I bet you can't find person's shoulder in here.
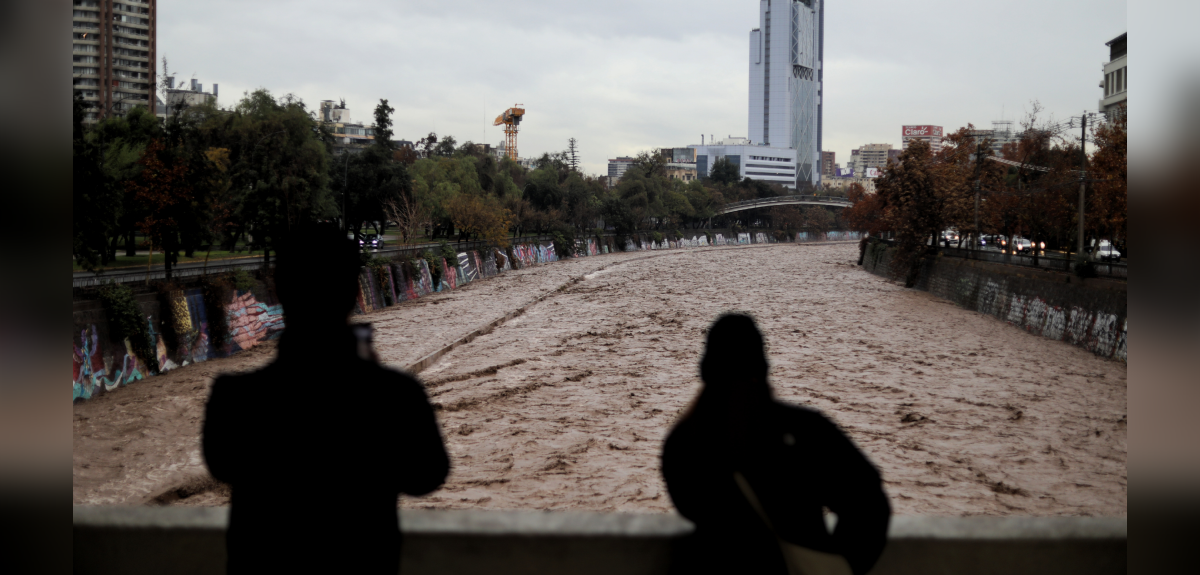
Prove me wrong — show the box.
[210,364,275,389]
[771,401,842,432]
[366,363,428,393]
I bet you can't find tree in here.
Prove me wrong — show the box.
[447,194,513,246]
[372,99,395,152]
[875,139,959,287]
[218,89,336,264]
[843,183,888,235]
[1089,109,1126,251]
[708,156,741,186]
[382,192,429,245]
[125,139,192,279]
[73,92,122,270]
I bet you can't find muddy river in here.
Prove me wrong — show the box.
[73,243,1126,515]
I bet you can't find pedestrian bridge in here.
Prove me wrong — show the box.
[718,194,853,215]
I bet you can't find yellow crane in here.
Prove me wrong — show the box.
[493,105,525,161]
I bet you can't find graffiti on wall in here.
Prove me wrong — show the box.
[72,325,147,401]
[227,291,284,353]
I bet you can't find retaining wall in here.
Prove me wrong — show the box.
[861,240,1127,361]
[72,234,858,403]
[72,507,1126,575]
[72,283,283,402]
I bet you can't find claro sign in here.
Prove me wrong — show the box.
[902,125,943,137]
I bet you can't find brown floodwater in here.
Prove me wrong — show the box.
[72,243,1126,516]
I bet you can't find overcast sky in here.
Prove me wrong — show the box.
[159,0,1125,177]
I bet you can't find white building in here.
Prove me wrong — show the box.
[690,139,797,188]
[1099,33,1126,121]
[748,0,824,189]
[159,77,217,118]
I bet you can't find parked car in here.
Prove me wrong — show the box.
[1093,244,1122,262]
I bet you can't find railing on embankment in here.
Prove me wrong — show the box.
[73,506,1126,575]
[869,239,1127,281]
[71,236,557,289]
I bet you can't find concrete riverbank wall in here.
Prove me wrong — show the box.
[72,232,842,403]
[860,240,1127,362]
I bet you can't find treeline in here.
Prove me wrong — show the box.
[843,107,1127,285]
[73,90,847,276]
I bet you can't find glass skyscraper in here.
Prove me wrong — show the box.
[748,1,823,189]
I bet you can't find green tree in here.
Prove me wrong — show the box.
[708,156,740,185]
[215,89,336,263]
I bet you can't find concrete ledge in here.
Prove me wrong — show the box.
[73,507,1125,575]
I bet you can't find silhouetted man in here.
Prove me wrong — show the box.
[662,314,890,575]
[203,223,449,573]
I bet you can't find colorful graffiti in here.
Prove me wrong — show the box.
[226,291,284,353]
[72,325,147,401]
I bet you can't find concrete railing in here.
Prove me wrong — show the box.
[73,507,1125,575]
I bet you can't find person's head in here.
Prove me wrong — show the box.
[699,313,771,397]
[274,223,362,329]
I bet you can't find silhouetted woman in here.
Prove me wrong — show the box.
[203,224,449,573]
[662,314,890,575]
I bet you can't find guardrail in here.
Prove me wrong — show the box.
[72,506,1126,575]
[938,246,1127,279]
[72,235,557,288]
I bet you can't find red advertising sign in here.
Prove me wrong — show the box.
[902,125,943,137]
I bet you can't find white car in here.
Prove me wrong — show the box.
[1093,244,1122,262]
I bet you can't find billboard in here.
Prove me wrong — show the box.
[836,168,853,177]
[903,125,944,138]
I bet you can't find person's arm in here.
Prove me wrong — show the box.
[814,414,892,575]
[201,376,239,485]
[395,378,449,496]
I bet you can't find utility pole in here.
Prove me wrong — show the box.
[1076,112,1088,261]
[972,139,985,251]
[343,151,351,233]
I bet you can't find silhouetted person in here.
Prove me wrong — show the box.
[203,223,449,574]
[662,314,890,575]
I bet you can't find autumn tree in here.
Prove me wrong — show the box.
[124,139,192,279]
[448,193,513,246]
[1089,108,1127,251]
[876,139,963,286]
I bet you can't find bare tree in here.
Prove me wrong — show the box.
[383,193,430,245]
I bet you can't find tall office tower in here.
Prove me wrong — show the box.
[72,0,157,124]
[748,0,823,190]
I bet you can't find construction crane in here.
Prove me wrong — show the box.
[493,105,525,161]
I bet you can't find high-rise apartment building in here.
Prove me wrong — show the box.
[856,144,892,170]
[748,0,823,189]
[73,1,157,123]
[820,151,835,177]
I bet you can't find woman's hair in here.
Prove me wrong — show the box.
[699,313,769,389]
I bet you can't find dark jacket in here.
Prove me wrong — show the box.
[662,400,890,575]
[202,328,449,574]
